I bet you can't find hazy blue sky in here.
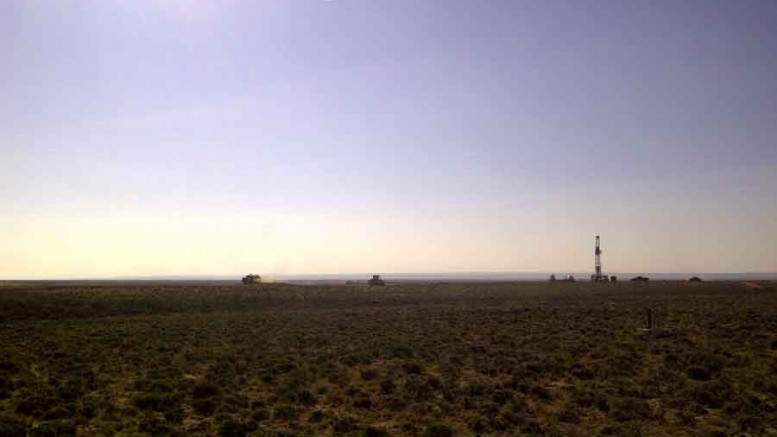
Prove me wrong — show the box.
[2,0,776,278]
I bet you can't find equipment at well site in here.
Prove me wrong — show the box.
[368,274,385,287]
[242,274,261,285]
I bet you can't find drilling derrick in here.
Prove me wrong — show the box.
[594,235,603,282]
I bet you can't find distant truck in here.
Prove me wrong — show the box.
[242,274,261,285]
[368,274,385,287]
[631,276,649,282]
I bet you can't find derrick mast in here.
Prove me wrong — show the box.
[594,235,603,282]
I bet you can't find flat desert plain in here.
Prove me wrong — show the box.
[1,280,776,436]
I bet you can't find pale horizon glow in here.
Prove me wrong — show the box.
[2,1,776,279]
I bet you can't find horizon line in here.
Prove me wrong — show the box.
[3,271,777,282]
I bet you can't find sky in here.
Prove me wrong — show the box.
[2,0,776,279]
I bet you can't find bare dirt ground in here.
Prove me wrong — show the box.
[1,280,776,436]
